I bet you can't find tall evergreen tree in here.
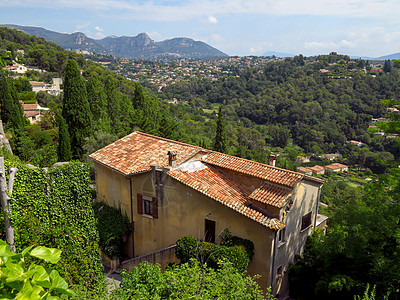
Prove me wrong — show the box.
[57,115,72,162]
[132,82,146,110]
[62,60,93,159]
[213,106,227,153]
[105,75,121,134]
[86,72,111,133]
[0,73,24,131]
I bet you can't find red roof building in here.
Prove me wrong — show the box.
[89,131,325,297]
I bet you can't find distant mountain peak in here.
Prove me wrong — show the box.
[1,24,228,60]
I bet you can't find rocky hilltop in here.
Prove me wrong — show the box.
[1,24,228,60]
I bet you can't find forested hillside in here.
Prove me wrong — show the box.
[157,54,400,172]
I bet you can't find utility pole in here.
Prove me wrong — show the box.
[0,157,18,252]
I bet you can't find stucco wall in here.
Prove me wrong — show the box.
[271,179,322,297]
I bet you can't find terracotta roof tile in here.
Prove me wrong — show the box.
[168,164,284,230]
[89,131,202,175]
[22,103,39,111]
[249,183,292,208]
[202,152,303,187]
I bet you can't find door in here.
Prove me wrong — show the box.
[204,219,216,243]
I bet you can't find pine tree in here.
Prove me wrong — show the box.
[213,106,227,153]
[57,115,72,162]
[0,73,24,131]
[62,60,93,159]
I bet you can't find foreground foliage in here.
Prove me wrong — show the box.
[114,259,275,300]
[0,239,73,299]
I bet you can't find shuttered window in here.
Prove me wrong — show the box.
[137,193,158,219]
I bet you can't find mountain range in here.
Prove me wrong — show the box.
[1,24,228,60]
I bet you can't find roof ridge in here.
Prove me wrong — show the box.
[134,131,205,150]
[205,151,305,176]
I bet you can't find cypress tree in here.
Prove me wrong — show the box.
[105,75,121,134]
[62,60,93,159]
[0,73,24,131]
[86,72,111,132]
[57,115,72,162]
[213,106,227,153]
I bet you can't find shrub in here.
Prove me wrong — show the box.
[93,201,130,258]
[219,228,255,261]
[176,236,250,273]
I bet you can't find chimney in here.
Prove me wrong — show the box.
[269,154,276,167]
[168,150,177,167]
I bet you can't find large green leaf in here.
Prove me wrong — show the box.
[30,247,62,264]
[14,280,43,300]
[31,265,51,289]
[49,270,68,291]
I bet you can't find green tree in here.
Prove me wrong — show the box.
[213,106,227,153]
[0,73,25,131]
[86,72,111,133]
[57,115,72,162]
[289,169,400,300]
[62,60,93,159]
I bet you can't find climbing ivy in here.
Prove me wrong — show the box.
[1,158,103,287]
[93,201,130,258]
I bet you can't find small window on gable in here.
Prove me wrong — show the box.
[155,170,163,185]
[301,212,312,231]
[278,228,286,244]
[276,265,283,279]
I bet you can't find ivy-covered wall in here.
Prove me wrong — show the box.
[2,157,103,286]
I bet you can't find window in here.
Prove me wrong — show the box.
[143,197,152,216]
[204,219,216,243]
[137,193,158,219]
[278,228,286,244]
[301,212,312,231]
[276,265,283,279]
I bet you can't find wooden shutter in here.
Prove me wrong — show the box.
[152,197,158,219]
[137,193,143,214]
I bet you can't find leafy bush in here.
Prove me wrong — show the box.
[219,228,255,261]
[115,259,274,300]
[0,239,74,299]
[93,201,130,258]
[176,236,250,273]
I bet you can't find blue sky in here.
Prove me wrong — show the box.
[1,0,399,57]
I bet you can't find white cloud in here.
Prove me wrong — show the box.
[4,0,400,22]
[211,34,222,42]
[94,26,103,31]
[249,46,263,54]
[76,23,90,30]
[96,31,106,38]
[146,31,163,41]
[208,16,218,24]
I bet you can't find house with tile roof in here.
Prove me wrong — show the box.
[89,131,325,298]
[20,102,49,124]
[325,163,348,172]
